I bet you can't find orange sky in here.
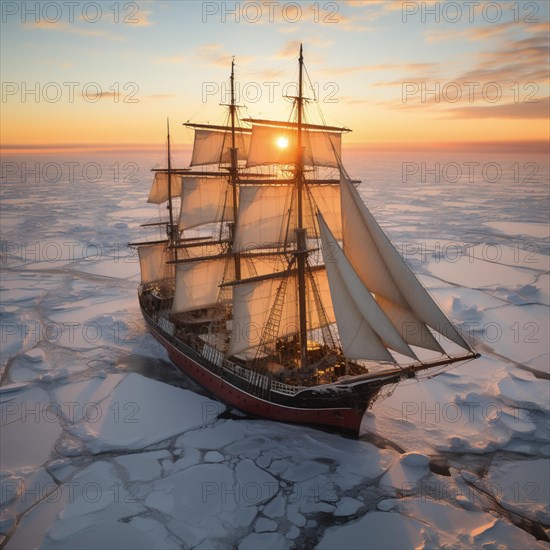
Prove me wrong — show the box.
[1,1,548,150]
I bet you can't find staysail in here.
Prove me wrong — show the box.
[339,172,470,352]
[318,215,416,361]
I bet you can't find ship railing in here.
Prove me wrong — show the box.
[269,379,309,396]
[222,359,253,382]
[222,360,310,396]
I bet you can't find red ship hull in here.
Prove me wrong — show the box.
[146,320,367,436]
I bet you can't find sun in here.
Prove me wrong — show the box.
[276,136,289,149]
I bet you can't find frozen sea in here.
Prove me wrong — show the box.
[1,147,549,549]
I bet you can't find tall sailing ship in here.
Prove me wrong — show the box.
[132,46,479,436]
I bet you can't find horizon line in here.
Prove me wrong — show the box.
[1,140,548,155]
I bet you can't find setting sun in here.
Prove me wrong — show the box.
[276,136,289,149]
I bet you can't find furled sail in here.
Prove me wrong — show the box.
[178,176,233,230]
[138,241,169,283]
[246,124,341,168]
[190,129,251,167]
[318,215,416,361]
[340,173,470,351]
[228,268,335,356]
[148,172,182,204]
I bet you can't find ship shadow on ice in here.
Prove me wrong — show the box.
[114,352,212,399]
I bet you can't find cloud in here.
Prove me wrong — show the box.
[275,40,301,59]
[343,0,382,6]
[376,88,549,120]
[373,27,549,116]
[440,97,550,119]
[342,0,439,20]
[425,17,550,44]
[23,20,124,41]
[332,12,376,32]
[329,62,437,76]
[81,91,138,100]
[130,9,154,27]
[457,30,549,83]
[372,76,437,88]
[425,21,517,43]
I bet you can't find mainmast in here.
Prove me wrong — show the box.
[229,58,241,280]
[166,118,175,242]
[296,43,308,368]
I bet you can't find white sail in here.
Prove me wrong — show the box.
[178,176,233,230]
[172,258,227,313]
[234,185,294,252]
[340,174,470,351]
[246,124,341,168]
[234,184,342,252]
[190,129,251,167]
[305,185,342,240]
[148,172,182,204]
[176,242,229,260]
[228,268,334,356]
[319,215,416,360]
[241,254,286,279]
[375,296,445,354]
[138,242,169,284]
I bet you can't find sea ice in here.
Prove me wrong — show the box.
[59,372,224,452]
[333,496,363,516]
[0,386,62,470]
[254,517,278,532]
[114,450,171,481]
[238,532,290,550]
[486,457,550,525]
[316,511,429,549]
[379,452,431,494]
[42,521,177,550]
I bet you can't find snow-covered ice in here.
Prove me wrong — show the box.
[1,150,548,549]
